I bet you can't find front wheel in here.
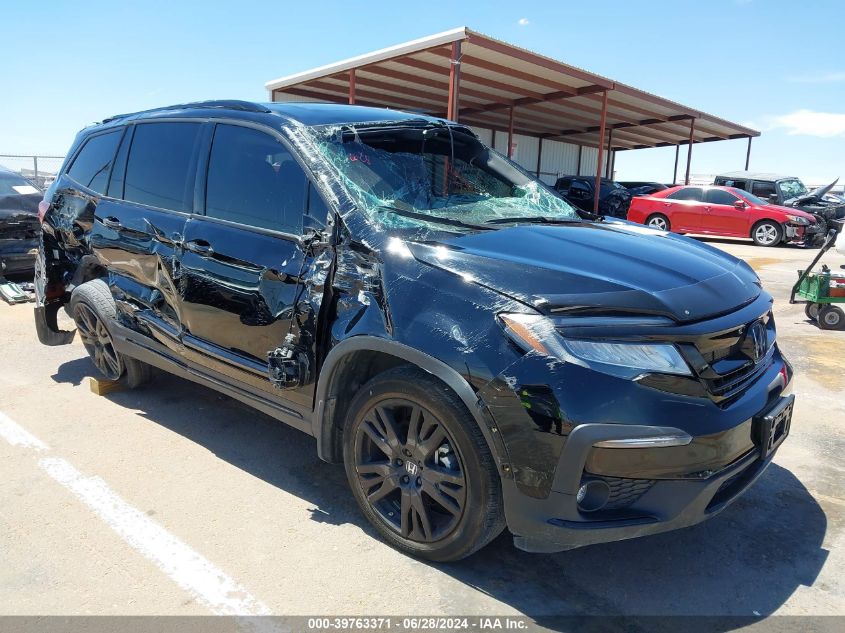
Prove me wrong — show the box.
[343,366,505,561]
[646,213,670,231]
[805,303,820,321]
[751,221,783,247]
[818,305,845,330]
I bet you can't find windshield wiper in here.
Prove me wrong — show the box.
[485,215,581,225]
[376,206,495,231]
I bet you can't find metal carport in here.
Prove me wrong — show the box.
[265,27,759,212]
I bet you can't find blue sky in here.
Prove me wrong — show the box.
[2,0,843,185]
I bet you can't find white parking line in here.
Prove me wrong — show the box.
[0,411,273,618]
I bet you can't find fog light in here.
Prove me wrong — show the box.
[576,480,611,512]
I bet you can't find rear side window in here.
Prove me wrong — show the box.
[124,123,202,212]
[205,124,307,233]
[667,187,703,201]
[67,130,122,194]
[705,189,739,205]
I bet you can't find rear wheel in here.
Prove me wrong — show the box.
[70,280,152,388]
[646,213,670,231]
[343,366,505,561]
[818,305,845,330]
[805,303,820,321]
[751,221,782,247]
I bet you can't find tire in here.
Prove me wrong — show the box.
[805,303,820,321]
[343,365,505,562]
[818,305,845,330]
[645,213,670,231]
[70,279,153,388]
[751,221,782,247]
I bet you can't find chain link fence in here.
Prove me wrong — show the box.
[0,154,65,190]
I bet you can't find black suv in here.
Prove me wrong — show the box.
[36,101,794,561]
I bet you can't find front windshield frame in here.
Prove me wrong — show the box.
[307,121,583,237]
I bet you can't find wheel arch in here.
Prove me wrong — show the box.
[312,336,506,472]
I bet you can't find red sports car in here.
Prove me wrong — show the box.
[627,185,821,246]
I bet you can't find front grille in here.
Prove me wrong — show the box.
[687,313,777,406]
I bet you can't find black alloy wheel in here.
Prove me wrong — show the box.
[343,366,505,561]
[74,301,123,380]
[353,398,466,542]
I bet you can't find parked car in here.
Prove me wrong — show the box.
[554,175,633,217]
[0,167,41,277]
[36,100,794,561]
[618,181,669,196]
[714,171,845,238]
[628,184,821,246]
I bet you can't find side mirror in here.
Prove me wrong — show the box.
[768,194,778,203]
[734,200,746,210]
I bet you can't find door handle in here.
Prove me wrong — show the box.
[184,239,214,257]
[102,216,123,230]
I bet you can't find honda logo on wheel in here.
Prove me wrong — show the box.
[405,461,418,476]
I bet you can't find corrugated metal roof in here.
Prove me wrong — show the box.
[265,27,759,151]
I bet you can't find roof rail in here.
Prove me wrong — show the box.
[102,100,271,123]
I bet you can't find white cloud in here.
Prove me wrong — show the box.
[517,17,530,26]
[787,71,845,84]
[769,110,845,138]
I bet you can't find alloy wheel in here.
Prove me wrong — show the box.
[74,302,122,380]
[755,224,779,245]
[353,399,467,543]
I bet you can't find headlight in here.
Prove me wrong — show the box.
[786,214,809,225]
[498,313,692,377]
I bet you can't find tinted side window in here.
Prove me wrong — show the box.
[705,189,739,205]
[667,187,703,201]
[751,181,776,199]
[67,130,122,194]
[205,124,306,233]
[124,123,202,212]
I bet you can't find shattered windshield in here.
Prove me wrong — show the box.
[778,178,808,200]
[313,123,580,234]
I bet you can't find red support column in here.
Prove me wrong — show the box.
[348,68,356,105]
[593,90,609,213]
[536,136,543,178]
[684,118,696,185]
[745,137,752,170]
[446,41,462,121]
[673,144,679,184]
[507,106,515,159]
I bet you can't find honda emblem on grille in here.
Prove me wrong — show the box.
[746,321,768,362]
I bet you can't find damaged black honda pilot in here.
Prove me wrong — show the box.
[35,100,794,561]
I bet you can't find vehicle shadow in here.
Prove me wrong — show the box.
[52,359,830,627]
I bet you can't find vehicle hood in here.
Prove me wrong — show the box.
[406,221,761,323]
[785,179,838,206]
[764,204,817,222]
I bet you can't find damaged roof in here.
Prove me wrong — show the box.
[265,26,760,151]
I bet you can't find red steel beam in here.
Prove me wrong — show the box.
[685,118,696,185]
[507,106,515,158]
[447,41,462,121]
[594,90,609,213]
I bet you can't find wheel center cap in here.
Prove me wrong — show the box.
[404,461,418,476]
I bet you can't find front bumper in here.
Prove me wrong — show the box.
[785,222,823,245]
[504,394,790,553]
